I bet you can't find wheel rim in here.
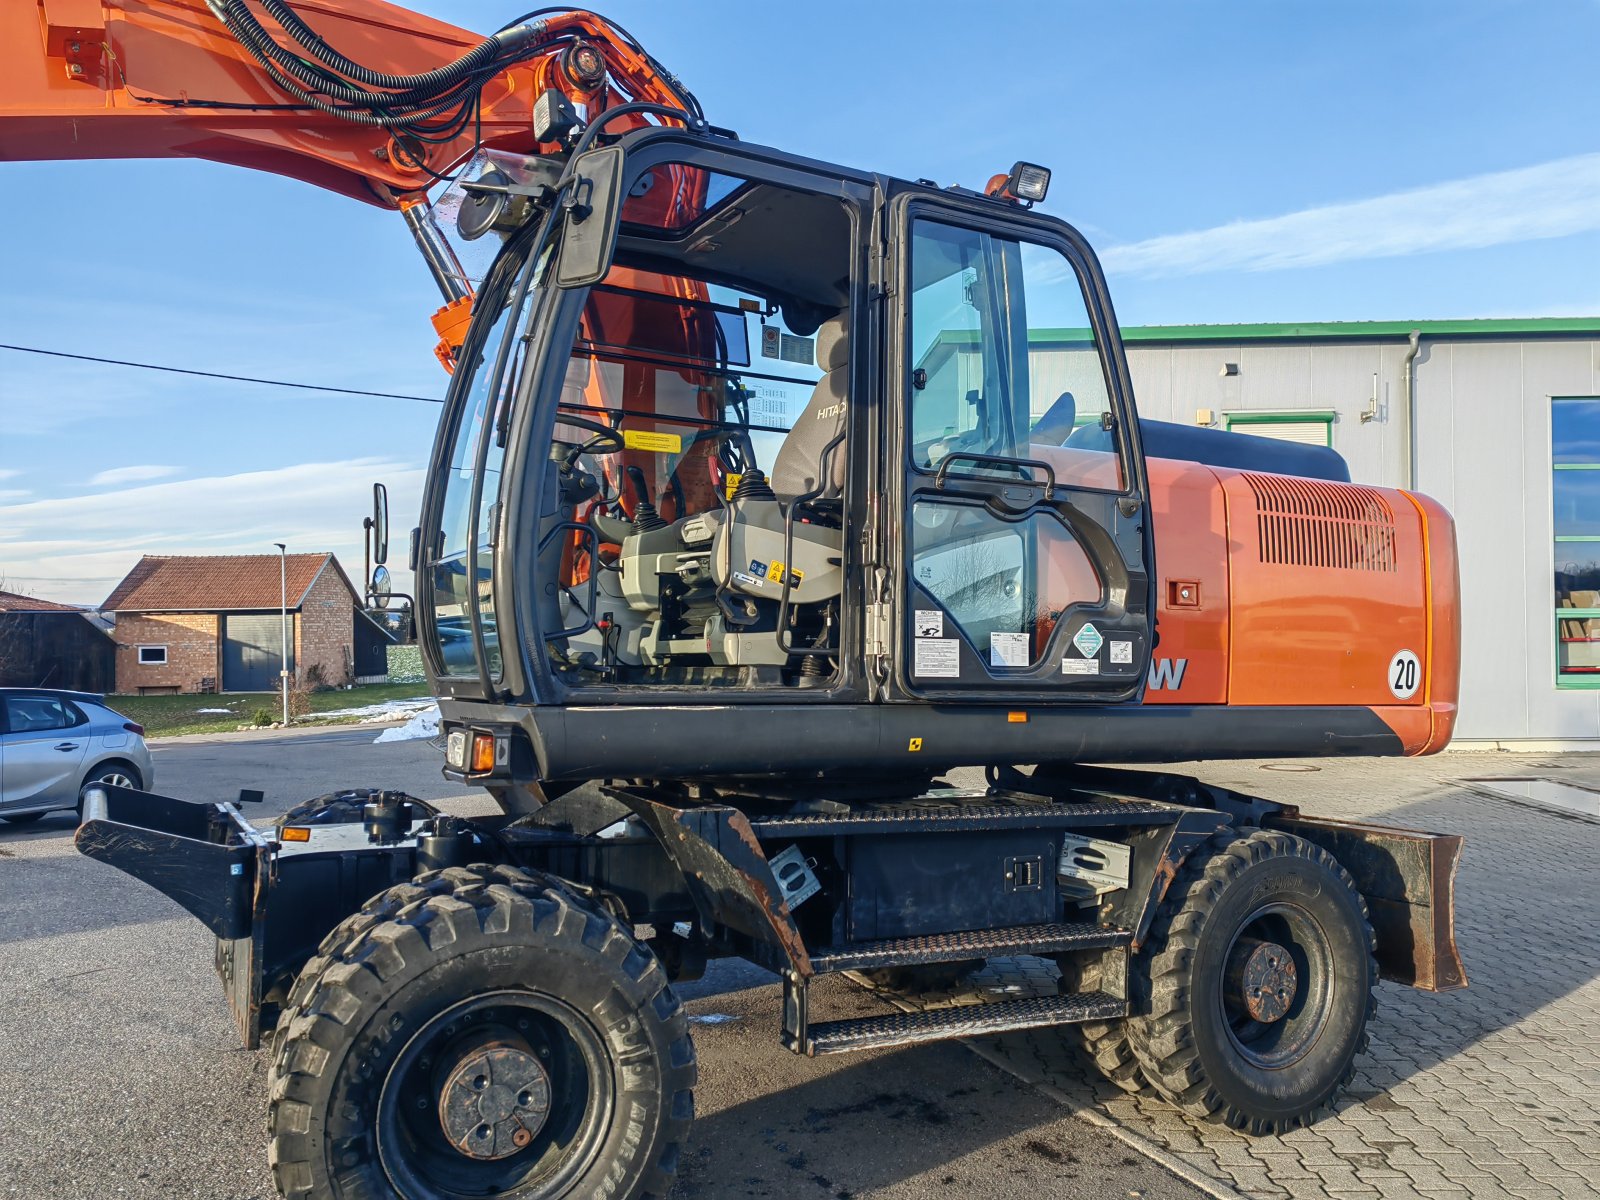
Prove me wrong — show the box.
[95,772,135,789]
[1218,903,1335,1070]
[376,991,614,1200]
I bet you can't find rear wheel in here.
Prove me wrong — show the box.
[273,787,436,830]
[1126,829,1376,1133]
[268,864,695,1199]
[1055,951,1147,1093]
[75,761,144,820]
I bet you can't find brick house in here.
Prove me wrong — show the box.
[101,554,388,694]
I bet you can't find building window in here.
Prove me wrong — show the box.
[1553,396,1600,688]
[138,645,167,665]
[1224,410,1335,447]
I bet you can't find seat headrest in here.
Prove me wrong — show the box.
[815,312,849,373]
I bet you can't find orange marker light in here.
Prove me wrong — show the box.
[280,827,311,843]
[1008,711,1028,723]
[471,732,497,773]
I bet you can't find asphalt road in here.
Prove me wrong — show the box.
[0,726,1200,1200]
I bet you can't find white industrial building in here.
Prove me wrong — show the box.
[1085,318,1600,746]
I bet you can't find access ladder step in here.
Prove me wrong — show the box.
[809,921,1130,975]
[803,991,1126,1056]
[747,789,1178,838]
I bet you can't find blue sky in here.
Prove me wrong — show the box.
[3,0,1599,604]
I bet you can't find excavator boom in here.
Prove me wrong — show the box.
[2,1,698,203]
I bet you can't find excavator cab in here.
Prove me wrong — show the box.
[418,128,1154,786]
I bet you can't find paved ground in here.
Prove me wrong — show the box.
[871,753,1600,1200]
[0,727,1198,1200]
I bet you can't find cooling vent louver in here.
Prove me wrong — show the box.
[1243,472,1397,572]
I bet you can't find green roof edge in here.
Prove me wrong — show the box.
[1115,317,1600,342]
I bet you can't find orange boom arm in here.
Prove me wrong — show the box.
[0,2,693,207]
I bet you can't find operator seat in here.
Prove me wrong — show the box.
[770,311,848,500]
[1030,390,1077,445]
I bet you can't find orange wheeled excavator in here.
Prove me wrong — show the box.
[6,4,1466,1197]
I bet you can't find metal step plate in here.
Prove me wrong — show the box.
[809,921,1130,974]
[749,791,1177,838]
[803,991,1126,1055]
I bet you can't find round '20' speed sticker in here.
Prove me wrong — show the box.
[1388,649,1421,700]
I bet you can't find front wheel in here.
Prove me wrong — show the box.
[268,864,696,1199]
[1127,829,1376,1134]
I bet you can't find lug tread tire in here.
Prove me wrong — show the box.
[1126,828,1377,1134]
[267,864,695,1199]
[1057,954,1148,1094]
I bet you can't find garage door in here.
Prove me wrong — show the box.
[223,614,295,692]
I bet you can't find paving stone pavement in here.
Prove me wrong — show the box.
[856,752,1600,1200]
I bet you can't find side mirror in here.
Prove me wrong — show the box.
[371,482,389,566]
[554,145,626,288]
[368,564,392,610]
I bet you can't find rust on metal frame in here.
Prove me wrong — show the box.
[1269,813,1467,992]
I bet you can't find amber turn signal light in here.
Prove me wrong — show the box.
[280,827,311,843]
[470,732,497,773]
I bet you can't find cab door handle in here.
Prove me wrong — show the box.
[54,742,80,752]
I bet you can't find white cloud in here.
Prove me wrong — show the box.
[1102,152,1600,279]
[87,464,181,486]
[0,489,29,501]
[0,458,423,606]
[0,469,19,481]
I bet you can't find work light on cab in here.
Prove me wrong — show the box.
[986,161,1052,205]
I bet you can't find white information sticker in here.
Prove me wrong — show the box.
[1108,640,1132,665]
[1061,658,1100,676]
[914,610,945,638]
[915,638,961,677]
[990,631,1030,668]
[1388,648,1421,699]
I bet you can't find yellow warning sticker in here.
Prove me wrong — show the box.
[765,560,804,586]
[907,737,923,752]
[622,429,683,454]
[724,472,742,499]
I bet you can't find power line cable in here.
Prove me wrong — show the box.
[0,343,442,404]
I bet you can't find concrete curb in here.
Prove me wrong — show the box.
[960,1039,1249,1200]
[150,715,418,747]
[850,974,1247,1200]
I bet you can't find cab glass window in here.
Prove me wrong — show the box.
[907,220,1121,491]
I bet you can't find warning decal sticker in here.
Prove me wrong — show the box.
[1061,659,1099,676]
[915,639,960,677]
[1071,623,1104,658]
[990,632,1030,668]
[914,610,944,638]
[622,429,683,454]
[1108,640,1132,665]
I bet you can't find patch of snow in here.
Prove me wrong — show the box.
[195,708,235,714]
[374,704,440,744]
[688,1013,740,1025]
[316,697,434,723]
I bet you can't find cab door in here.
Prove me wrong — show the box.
[887,198,1152,702]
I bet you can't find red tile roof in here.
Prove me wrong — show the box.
[102,553,356,613]
[0,589,85,613]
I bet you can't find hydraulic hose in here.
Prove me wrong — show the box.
[255,0,549,97]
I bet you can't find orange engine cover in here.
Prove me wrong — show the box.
[1142,456,1460,755]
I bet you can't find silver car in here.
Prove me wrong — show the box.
[0,689,155,825]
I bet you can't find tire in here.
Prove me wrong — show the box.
[267,864,695,1200]
[76,761,145,820]
[84,761,143,791]
[0,812,45,826]
[1056,952,1148,1093]
[1126,828,1377,1134]
[859,960,983,993]
[273,788,435,830]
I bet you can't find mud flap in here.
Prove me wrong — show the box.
[1268,813,1467,991]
